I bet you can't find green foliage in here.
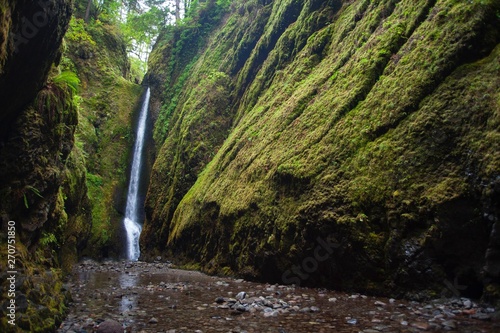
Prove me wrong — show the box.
[66,17,96,46]
[86,173,103,187]
[23,186,44,208]
[121,6,166,60]
[151,0,233,144]
[53,71,81,94]
[40,232,59,247]
[129,56,146,81]
[154,59,197,143]
[216,0,232,9]
[95,0,121,23]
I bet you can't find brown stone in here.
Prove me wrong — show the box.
[96,319,123,333]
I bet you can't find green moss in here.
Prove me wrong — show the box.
[144,0,500,297]
[62,16,143,258]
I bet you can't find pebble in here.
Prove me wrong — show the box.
[235,304,247,312]
[263,310,278,317]
[57,260,499,333]
[346,318,358,325]
[472,313,491,321]
[411,322,430,330]
[442,320,457,329]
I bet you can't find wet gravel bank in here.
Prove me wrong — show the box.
[57,260,500,333]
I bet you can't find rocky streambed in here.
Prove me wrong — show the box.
[57,260,499,333]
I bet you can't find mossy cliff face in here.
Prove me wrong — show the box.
[0,1,91,332]
[62,14,142,258]
[142,0,234,248]
[144,0,500,300]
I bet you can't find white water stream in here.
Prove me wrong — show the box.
[123,87,150,260]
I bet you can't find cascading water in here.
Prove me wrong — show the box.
[123,87,150,261]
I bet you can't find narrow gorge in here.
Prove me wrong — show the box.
[0,0,499,332]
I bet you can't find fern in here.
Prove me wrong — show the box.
[27,185,43,198]
[53,71,81,94]
[23,186,43,208]
[40,232,58,247]
[23,194,29,208]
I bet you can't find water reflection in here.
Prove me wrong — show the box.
[62,263,497,333]
[119,273,139,314]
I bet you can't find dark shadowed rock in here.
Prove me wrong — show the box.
[96,319,123,333]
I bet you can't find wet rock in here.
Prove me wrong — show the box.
[96,319,123,333]
[472,313,491,321]
[235,304,247,312]
[346,318,358,325]
[442,320,457,329]
[236,291,247,300]
[373,325,391,331]
[148,317,159,324]
[263,310,278,317]
[57,260,499,332]
[410,322,430,330]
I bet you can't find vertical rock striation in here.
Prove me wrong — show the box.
[145,0,500,301]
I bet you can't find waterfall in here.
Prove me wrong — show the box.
[123,87,150,261]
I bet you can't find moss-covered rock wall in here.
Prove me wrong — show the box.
[144,0,500,301]
[0,1,91,331]
[62,14,143,258]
